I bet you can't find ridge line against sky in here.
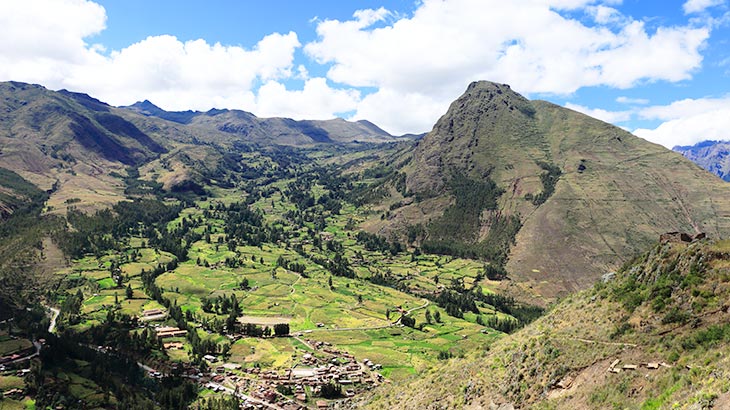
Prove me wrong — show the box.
[1,0,729,147]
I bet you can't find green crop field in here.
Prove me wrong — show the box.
[40,145,540,407]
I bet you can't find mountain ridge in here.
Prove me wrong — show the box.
[673,139,730,182]
[123,99,397,145]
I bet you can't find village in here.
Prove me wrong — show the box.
[145,308,385,409]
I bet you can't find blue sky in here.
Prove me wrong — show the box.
[1,0,730,147]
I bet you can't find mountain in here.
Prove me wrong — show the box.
[0,81,403,214]
[0,82,175,213]
[125,100,396,145]
[357,237,730,409]
[362,81,730,303]
[674,140,730,181]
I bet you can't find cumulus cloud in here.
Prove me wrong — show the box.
[633,97,730,148]
[0,0,718,134]
[0,0,106,85]
[67,32,302,110]
[0,0,358,120]
[683,0,725,14]
[305,0,710,133]
[564,103,632,123]
[254,78,360,119]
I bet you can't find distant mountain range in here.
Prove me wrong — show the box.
[0,81,402,216]
[673,140,730,181]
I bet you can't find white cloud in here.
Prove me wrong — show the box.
[637,96,730,120]
[683,0,725,14]
[0,0,718,136]
[351,88,447,135]
[564,102,632,123]
[0,0,370,123]
[0,0,106,85]
[305,0,710,133]
[633,97,730,147]
[254,78,360,119]
[588,5,623,24]
[616,96,649,105]
[66,32,302,111]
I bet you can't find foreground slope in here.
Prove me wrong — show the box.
[674,140,730,182]
[370,81,730,301]
[358,237,730,409]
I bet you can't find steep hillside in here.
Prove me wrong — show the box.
[674,140,730,182]
[125,100,396,145]
[358,237,730,409]
[0,82,175,212]
[363,81,730,302]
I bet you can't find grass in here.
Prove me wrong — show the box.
[0,339,32,356]
[0,375,24,391]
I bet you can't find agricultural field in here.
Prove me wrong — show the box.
[44,148,539,407]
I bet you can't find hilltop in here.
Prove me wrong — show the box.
[357,236,730,409]
[358,81,730,303]
[674,140,730,182]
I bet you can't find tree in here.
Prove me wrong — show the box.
[328,276,333,289]
[425,310,432,324]
[126,284,133,299]
[273,323,289,336]
[433,311,441,323]
[239,277,250,290]
[320,382,342,399]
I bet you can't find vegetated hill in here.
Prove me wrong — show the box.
[674,140,730,182]
[0,167,47,219]
[0,81,178,212]
[357,237,730,409]
[362,81,730,303]
[125,100,397,145]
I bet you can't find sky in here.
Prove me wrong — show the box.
[1,0,730,148]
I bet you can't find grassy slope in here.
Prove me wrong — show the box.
[358,239,730,409]
[368,81,730,303]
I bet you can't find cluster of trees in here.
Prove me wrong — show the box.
[201,294,242,316]
[238,322,290,337]
[525,162,561,206]
[57,199,185,259]
[355,231,403,255]
[276,255,307,274]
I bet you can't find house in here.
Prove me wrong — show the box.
[155,326,187,339]
[316,400,329,409]
[163,342,184,350]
